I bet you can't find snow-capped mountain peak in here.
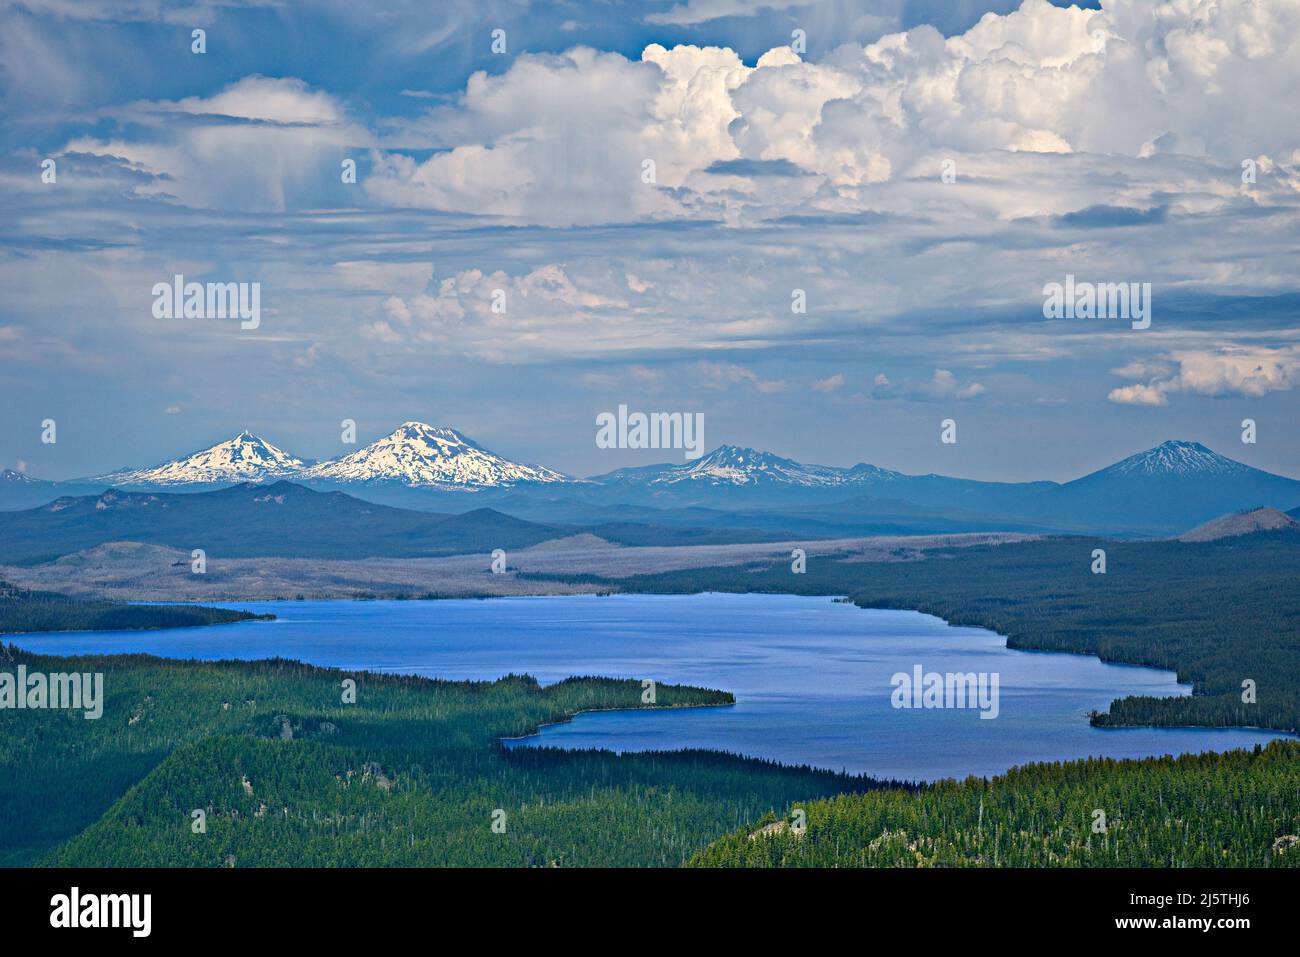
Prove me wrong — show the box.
[656,445,848,487]
[397,421,481,446]
[587,445,907,488]
[1101,440,1251,478]
[95,432,307,486]
[303,421,568,488]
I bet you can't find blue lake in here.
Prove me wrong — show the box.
[9,592,1287,781]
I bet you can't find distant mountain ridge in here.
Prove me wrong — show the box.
[586,444,905,489]
[0,481,566,563]
[0,469,107,511]
[655,445,877,487]
[6,432,1300,538]
[580,438,1300,535]
[0,481,810,565]
[599,438,1275,486]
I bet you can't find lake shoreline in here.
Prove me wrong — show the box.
[9,589,1297,745]
[9,593,1292,780]
[499,701,738,744]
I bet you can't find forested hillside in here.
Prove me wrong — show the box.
[0,646,878,867]
[691,741,1300,867]
[7,643,1298,868]
[6,532,1300,868]
[0,579,267,633]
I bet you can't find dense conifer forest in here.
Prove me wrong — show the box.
[5,643,1298,868]
[690,741,1300,867]
[0,579,267,633]
[0,645,878,867]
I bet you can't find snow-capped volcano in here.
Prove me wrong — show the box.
[654,445,850,487]
[95,431,307,486]
[1092,440,1253,478]
[1053,439,1300,532]
[303,421,568,489]
[587,445,906,488]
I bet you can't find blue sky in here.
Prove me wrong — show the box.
[3,0,1299,483]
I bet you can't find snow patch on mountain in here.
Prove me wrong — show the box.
[1098,440,1253,478]
[653,445,853,487]
[588,445,907,487]
[303,421,568,488]
[95,432,307,486]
